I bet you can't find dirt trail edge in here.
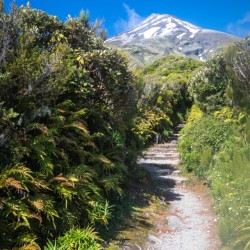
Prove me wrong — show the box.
[138,129,221,250]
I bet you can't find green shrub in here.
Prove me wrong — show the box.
[44,227,102,250]
[188,54,231,112]
[179,113,237,178]
[0,5,140,248]
[179,104,250,249]
[208,140,250,249]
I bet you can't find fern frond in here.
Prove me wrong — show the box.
[4,177,24,190]
[15,231,38,248]
[4,199,32,230]
[100,174,123,195]
[53,175,68,182]
[32,179,50,191]
[29,213,42,223]
[70,164,97,180]
[70,108,88,120]
[64,121,89,136]
[3,165,34,180]
[0,199,4,210]
[53,175,75,188]
[27,122,49,135]
[31,199,44,211]
[99,155,112,165]
[29,195,59,228]
[51,179,76,208]
[56,227,102,250]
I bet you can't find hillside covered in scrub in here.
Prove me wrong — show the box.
[0,2,250,250]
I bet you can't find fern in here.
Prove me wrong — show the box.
[100,174,123,196]
[56,227,102,250]
[44,240,58,250]
[87,200,113,226]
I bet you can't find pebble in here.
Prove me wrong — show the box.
[148,234,162,244]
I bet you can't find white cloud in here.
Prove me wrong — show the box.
[238,12,250,25]
[227,12,250,37]
[114,3,144,34]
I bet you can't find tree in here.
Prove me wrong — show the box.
[188,54,231,112]
[225,36,250,110]
[231,36,250,93]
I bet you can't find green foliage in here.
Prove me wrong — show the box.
[0,4,142,249]
[185,103,204,125]
[44,227,102,250]
[179,38,250,248]
[1,3,235,249]
[179,105,250,248]
[208,132,250,249]
[179,112,238,178]
[134,55,202,143]
[189,54,231,112]
[224,36,250,111]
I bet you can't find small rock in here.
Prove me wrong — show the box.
[148,234,162,244]
[167,215,183,229]
[135,243,142,250]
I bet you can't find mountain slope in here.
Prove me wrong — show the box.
[106,14,240,66]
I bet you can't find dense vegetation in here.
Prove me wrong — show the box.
[134,55,202,141]
[0,3,197,249]
[179,37,250,249]
[1,2,250,249]
[0,4,138,249]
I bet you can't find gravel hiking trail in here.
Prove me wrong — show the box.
[138,127,221,250]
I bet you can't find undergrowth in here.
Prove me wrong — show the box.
[179,105,250,249]
[101,165,169,250]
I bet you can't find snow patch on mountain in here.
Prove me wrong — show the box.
[107,14,204,44]
[143,27,161,39]
[106,13,240,65]
[177,33,186,39]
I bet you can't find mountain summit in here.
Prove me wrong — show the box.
[106,14,240,66]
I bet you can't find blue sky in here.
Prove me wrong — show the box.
[4,0,250,38]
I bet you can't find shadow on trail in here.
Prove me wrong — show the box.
[102,126,185,248]
[101,161,183,249]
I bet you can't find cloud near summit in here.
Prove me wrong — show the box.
[114,3,144,34]
[227,12,250,37]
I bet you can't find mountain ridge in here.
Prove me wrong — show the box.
[106,14,240,67]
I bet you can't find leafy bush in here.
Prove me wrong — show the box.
[179,109,237,178]
[208,134,250,249]
[44,227,102,250]
[0,4,142,249]
[179,103,250,249]
[224,36,250,112]
[133,55,202,142]
[188,54,231,112]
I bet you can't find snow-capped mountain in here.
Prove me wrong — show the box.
[106,14,240,66]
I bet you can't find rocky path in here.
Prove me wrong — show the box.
[138,130,221,250]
